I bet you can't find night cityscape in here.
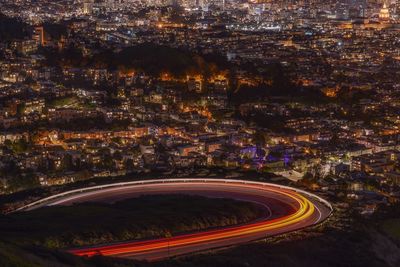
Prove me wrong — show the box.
[1,0,400,266]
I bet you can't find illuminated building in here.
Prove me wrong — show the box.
[33,26,45,46]
[83,0,94,15]
[379,3,390,21]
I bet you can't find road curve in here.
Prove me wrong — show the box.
[18,179,332,260]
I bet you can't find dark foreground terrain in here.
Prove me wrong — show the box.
[0,194,265,249]
[1,197,400,267]
[1,222,399,267]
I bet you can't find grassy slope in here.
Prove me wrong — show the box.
[155,229,388,267]
[0,240,148,267]
[0,195,265,249]
[2,225,398,267]
[3,197,400,267]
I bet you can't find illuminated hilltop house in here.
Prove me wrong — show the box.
[379,3,390,21]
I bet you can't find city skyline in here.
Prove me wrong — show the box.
[1,0,400,266]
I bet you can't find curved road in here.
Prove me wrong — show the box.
[19,179,332,260]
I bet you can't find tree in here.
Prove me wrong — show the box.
[253,131,267,146]
[7,173,39,192]
[11,139,30,154]
[16,103,26,116]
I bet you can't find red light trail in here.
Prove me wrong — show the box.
[18,179,332,260]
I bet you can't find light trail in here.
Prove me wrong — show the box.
[17,179,332,259]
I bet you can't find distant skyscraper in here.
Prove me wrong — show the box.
[83,0,94,15]
[33,26,45,46]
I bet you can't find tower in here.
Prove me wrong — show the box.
[83,0,94,15]
[379,2,390,21]
[33,26,45,46]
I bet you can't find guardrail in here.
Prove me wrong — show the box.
[15,178,333,213]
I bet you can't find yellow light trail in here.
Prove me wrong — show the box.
[69,183,317,257]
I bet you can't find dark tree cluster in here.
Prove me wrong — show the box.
[0,13,30,41]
